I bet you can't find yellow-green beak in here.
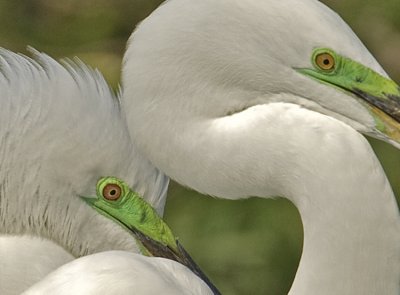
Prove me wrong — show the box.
[297,47,400,145]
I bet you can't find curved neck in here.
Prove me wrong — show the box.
[127,96,400,293]
[289,155,400,294]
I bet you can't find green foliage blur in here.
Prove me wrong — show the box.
[1,1,400,294]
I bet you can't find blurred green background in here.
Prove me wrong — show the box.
[1,1,400,294]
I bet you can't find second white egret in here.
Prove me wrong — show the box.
[122,0,400,294]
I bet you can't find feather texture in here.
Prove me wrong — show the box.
[0,48,169,293]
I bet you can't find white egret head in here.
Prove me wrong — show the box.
[123,0,400,155]
[0,49,168,257]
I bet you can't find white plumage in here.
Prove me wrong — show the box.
[122,0,400,294]
[2,0,400,294]
[0,50,209,294]
[22,252,212,295]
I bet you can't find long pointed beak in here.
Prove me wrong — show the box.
[297,52,400,147]
[351,80,400,145]
[353,88,400,123]
[130,228,221,295]
[80,195,221,294]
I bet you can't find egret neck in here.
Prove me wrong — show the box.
[121,0,400,293]
[128,96,400,294]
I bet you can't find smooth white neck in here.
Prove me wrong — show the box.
[289,151,400,294]
[126,94,400,293]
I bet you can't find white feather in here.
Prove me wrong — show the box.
[121,0,400,294]
[0,48,169,293]
[22,251,213,295]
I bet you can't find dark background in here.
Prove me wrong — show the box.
[1,1,400,294]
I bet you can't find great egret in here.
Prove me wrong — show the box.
[121,0,400,294]
[3,0,400,293]
[0,49,213,294]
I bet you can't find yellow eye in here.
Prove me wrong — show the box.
[315,52,335,71]
[102,183,122,201]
